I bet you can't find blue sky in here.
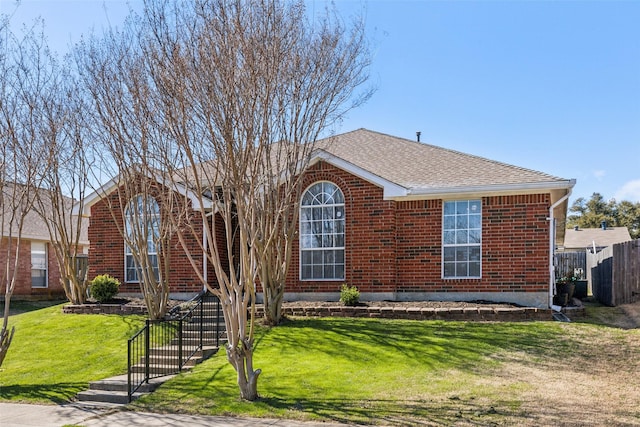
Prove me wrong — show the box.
[4,0,640,204]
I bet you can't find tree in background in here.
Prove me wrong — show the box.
[567,192,640,239]
[74,20,180,320]
[0,21,51,366]
[32,52,94,305]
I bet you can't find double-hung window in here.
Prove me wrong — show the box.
[124,195,160,283]
[443,200,481,278]
[300,182,345,280]
[31,242,48,288]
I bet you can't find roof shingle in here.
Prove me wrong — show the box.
[316,128,572,192]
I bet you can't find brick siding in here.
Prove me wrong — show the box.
[87,184,209,294]
[86,162,552,302]
[286,161,551,296]
[1,238,66,299]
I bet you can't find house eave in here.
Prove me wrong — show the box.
[309,151,408,199]
[390,179,576,201]
[73,172,214,217]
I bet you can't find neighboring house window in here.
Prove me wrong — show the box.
[443,200,481,278]
[300,181,345,280]
[31,242,48,288]
[124,195,160,283]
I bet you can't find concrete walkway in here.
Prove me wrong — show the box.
[0,402,355,427]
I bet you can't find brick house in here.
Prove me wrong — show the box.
[1,184,88,299]
[80,129,575,308]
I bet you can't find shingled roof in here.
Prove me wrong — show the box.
[564,226,632,251]
[314,128,574,198]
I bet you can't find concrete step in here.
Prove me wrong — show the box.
[170,337,223,347]
[178,331,222,340]
[182,322,225,331]
[77,389,136,404]
[76,374,176,405]
[129,364,189,375]
[149,345,218,358]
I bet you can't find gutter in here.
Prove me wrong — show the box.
[547,188,572,310]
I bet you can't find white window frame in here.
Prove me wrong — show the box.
[124,195,160,283]
[31,241,48,288]
[442,199,482,279]
[299,181,345,281]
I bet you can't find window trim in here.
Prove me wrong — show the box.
[31,241,48,288]
[124,194,160,284]
[442,199,482,279]
[299,181,345,281]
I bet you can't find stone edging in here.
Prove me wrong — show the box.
[64,303,577,322]
[63,304,147,315]
[256,305,554,322]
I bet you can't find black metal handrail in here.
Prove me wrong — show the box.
[127,290,222,401]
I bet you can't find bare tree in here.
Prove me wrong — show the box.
[74,21,179,320]
[0,21,51,366]
[137,0,372,399]
[29,51,95,305]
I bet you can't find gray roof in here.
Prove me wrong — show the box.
[315,129,573,194]
[2,183,88,244]
[563,226,632,250]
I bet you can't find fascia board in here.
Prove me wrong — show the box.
[309,151,407,199]
[73,172,215,217]
[72,176,122,217]
[393,179,577,201]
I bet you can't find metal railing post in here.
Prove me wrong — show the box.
[127,338,132,402]
[200,294,204,349]
[216,295,221,348]
[178,318,183,371]
[144,319,150,383]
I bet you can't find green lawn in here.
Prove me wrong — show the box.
[0,303,145,403]
[132,317,585,424]
[1,302,638,425]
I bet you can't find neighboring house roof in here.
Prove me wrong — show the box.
[1,183,88,244]
[313,129,575,200]
[563,226,632,251]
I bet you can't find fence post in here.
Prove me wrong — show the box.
[178,318,183,371]
[127,337,132,402]
[216,296,221,348]
[144,319,150,383]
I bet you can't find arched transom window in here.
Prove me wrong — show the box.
[300,181,345,280]
[124,195,160,283]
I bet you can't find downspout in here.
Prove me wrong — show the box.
[548,188,572,310]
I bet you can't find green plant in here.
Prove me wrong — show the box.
[90,274,120,302]
[339,283,360,306]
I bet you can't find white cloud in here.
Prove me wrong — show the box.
[593,170,606,180]
[614,179,640,202]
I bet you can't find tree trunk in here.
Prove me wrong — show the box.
[0,325,15,367]
[263,283,285,326]
[226,338,261,401]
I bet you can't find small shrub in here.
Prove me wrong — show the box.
[340,284,360,306]
[90,274,120,302]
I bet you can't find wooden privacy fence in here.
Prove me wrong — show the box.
[554,251,587,278]
[587,240,640,306]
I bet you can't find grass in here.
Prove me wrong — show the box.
[132,317,599,425]
[0,303,145,404]
[1,301,639,425]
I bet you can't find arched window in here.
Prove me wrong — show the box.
[124,195,160,283]
[300,182,345,280]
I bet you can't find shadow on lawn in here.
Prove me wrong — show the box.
[263,317,571,372]
[0,382,86,404]
[258,394,520,426]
